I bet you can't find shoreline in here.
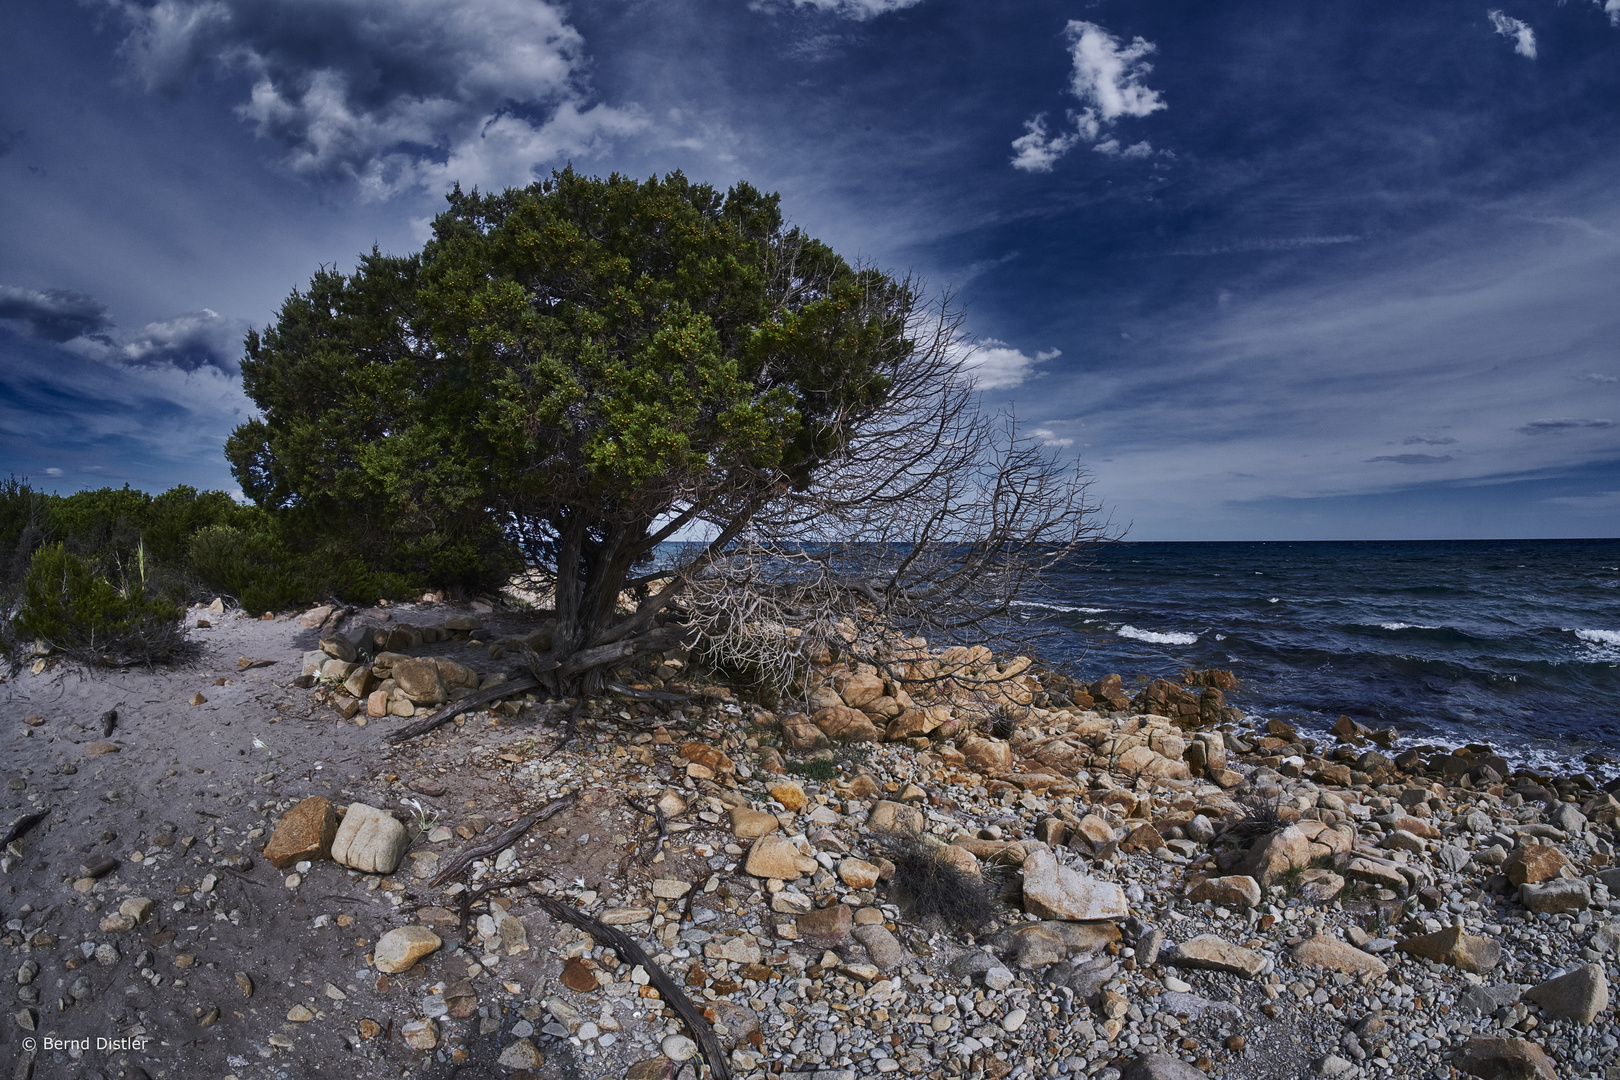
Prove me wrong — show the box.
[2,600,1615,1080]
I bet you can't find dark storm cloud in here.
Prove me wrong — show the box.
[0,286,113,342]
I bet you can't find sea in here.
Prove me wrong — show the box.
[1020,539,1620,777]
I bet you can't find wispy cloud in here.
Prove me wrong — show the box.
[758,0,927,19]
[1487,10,1537,59]
[1403,435,1458,446]
[1545,489,1620,509]
[97,0,643,197]
[1156,235,1362,258]
[1579,372,1618,383]
[1519,417,1614,434]
[1367,453,1455,465]
[1031,427,1074,448]
[1011,20,1166,173]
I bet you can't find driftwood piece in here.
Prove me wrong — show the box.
[428,792,576,888]
[531,895,732,1080]
[0,811,47,848]
[625,797,669,865]
[385,674,541,744]
[605,681,695,703]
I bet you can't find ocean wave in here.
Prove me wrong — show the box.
[1117,625,1199,646]
[1375,622,1441,631]
[1013,601,1109,614]
[1575,629,1620,646]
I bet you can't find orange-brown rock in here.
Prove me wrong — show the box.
[1504,844,1570,886]
[263,797,338,869]
[961,736,1013,772]
[679,742,735,775]
[812,706,879,743]
[780,713,830,750]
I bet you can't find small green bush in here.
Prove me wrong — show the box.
[15,543,188,664]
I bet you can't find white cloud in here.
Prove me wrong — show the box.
[957,339,1055,390]
[1010,20,1166,173]
[1009,115,1084,174]
[1031,427,1074,448]
[1597,0,1620,28]
[1579,372,1617,383]
[1487,10,1537,58]
[99,0,643,197]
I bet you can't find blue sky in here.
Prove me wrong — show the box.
[3,0,1618,540]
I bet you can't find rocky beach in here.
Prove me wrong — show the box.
[3,598,1617,1080]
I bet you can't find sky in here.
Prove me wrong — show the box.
[2,0,1619,541]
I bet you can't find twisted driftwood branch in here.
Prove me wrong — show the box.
[531,895,732,1080]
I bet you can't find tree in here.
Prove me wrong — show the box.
[229,170,1105,694]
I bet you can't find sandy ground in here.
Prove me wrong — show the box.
[1,602,732,1080]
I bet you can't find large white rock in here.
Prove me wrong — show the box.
[331,803,410,875]
[1021,847,1130,922]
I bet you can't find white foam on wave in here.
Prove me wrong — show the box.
[1012,601,1109,615]
[1117,625,1199,646]
[1375,622,1441,631]
[1575,628,1620,646]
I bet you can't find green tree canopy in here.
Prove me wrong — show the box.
[230,170,944,684]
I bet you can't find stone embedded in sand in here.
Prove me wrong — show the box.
[744,835,815,880]
[780,713,829,750]
[1120,824,1165,854]
[795,904,854,949]
[1526,962,1608,1024]
[400,1017,438,1050]
[560,957,599,992]
[651,878,691,900]
[1397,925,1501,973]
[838,858,881,889]
[263,797,338,870]
[990,920,1120,967]
[1455,1037,1558,1080]
[853,922,906,972]
[768,781,807,812]
[1119,1052,1207,1080]
[373,926,441,973]
[1521,879,1590,914]
[391,658,446,705]
[1021,847,1130,922]
[331,802,409,875]
[1504,844,1569,886]
[83,742,119,756]
[1188,875,1262,910]
[189,693,207,706]
[812,705,879,743]
[868,799,924,836]
[1237,825,1314,886]
[1291,935,1388,978]
[1168,935,1266,978]
[961,736,1013,773]
[498,1040,545,1069]
[678,741,734,774]
[729,807,779,840]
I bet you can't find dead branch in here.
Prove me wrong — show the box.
[0,811,47,848]
[544,699,585,759]
[531,895,732,1080]
[428,792,577,889]
[385,674,541,744]
[625,798,669,865]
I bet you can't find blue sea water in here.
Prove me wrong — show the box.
[1024,539,1620,773]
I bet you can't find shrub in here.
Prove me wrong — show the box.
[877,833,999,935]
[14,543,189,664]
